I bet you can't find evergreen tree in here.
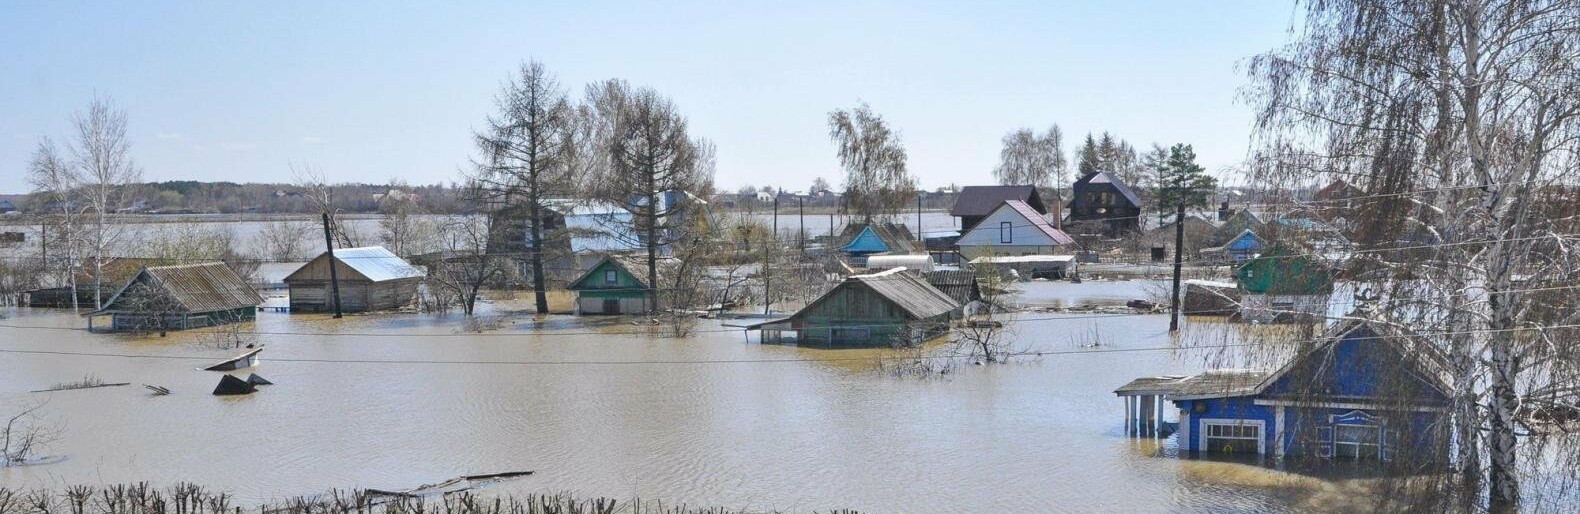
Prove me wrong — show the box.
[1076,133,1101,176]
[1153,143,1216,210]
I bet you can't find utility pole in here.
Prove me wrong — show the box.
[798,196,805,253]
[766,196,778,315]
[916,193,923,247]
[322,212,343,319]
[1169,202,1185,332]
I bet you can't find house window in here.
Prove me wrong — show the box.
[1000,222,1013,244]
[1333,424,1382,459]
[603,270,618,284]
[1203,421,1263,454]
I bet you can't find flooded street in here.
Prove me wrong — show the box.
[3,281,1376,512]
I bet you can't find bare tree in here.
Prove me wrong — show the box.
[377,182,438,258]
[470,61,576,315]
[954,266,1019,363]
[584,80,715,313]
[427,215,512,316]
[292,164,359,248]
[828,103,914,220]
[2,404,58,466]
[26,138,88,311]
[993,124,1068,191]
[1245,1,1580,511]
[69,98,143,309]
[252,218,314,261]
[810,176,832,194]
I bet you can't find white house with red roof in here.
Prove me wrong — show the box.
[956,200,1076,258]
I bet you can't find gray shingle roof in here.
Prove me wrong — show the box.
[853,269,960,319]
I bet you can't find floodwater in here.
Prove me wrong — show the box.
[1,280,1393,513]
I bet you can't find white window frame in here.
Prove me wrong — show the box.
[603,270,618,284]
[999,221,1013,244]
[1199,419,1266,455]
[1332,423,1383,460]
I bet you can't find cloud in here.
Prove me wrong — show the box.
[300,136,327,145]
[156,132,185,141]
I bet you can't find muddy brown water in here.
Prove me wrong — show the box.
[1,281,1390,513]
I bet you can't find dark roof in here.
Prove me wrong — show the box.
[922,270,982,305]
[951,186,1046,217]
[95,262,263,315]
[1314,179,1364,201]
[1075,171,1143,207]
[1114,375,1190,396]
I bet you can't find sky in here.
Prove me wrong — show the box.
[0,1,1298,194]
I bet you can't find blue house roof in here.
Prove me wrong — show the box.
[841,226,890,254]
[1225,230,1265,252]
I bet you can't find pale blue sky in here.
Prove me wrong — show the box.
[1,1,1297,194]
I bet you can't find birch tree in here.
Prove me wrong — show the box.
[1245,1,1580,511]
[470,61,575,314]
[26,138,87,311]
[993,124,1068,191]
[67,98,142,309]
[828,103,914,220]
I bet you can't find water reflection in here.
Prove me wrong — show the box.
[0,280,1400,513]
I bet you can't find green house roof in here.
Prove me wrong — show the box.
[1235,246,1334,295]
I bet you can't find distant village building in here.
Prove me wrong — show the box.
[1142,216,1218,262]
[837,222,918,267]
[950,185,1051,233]
[0,199,18,215]
[86,262,262,332]
[1312,179,1365,221]
[565,255,676,315]
[283,246,425,312]
[749,268,961,346]
[1234,245,1334,323]
[1198,229,1265,264]
[1067,171,1143,235]
[1117,321,1450,461]
[956,200,1075,258]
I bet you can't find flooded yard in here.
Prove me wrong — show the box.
[1,280,1393,512]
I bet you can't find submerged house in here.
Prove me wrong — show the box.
[283,246,425,312]
[837,222,918,267]
[1117,321,1450,460]
[1235,245,1334,323]
[950,185,1052,233]
[749,268,961,346]
[955,200,1075,258]
[1067,171,1143,235]
[566,255,675,315]
[87,262,262,332]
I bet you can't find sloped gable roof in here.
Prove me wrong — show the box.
[951,185,1046,217]
[842,226,889,253]
[1002,200,1076,245]
[285,246,424,283]
[1077,171,1143,207]
[854,269,961,319]
[95,262,262,315]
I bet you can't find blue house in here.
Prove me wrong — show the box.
[836,222,917,267]
[1200,229,1265,263]
[1117,321,1451,461]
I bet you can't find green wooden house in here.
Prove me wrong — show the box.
[749,268,961,346]
[1234,245,1334,323]
[567,255,671,315]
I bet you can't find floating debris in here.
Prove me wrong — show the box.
[143,384,172,396]
[366,471,535,499]
[245,374,273,386]
[32,374,131,393]
[212,374,257,396]
[203,347,262,371]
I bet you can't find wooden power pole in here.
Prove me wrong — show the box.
[322,212,343,319]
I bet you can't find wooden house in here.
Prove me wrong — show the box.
[1067,171,1142,235]
[1234,245,1333,323]
[956,200,1075,258]
[837,222,918,267]
[1116,321,1450,461]
[950,185,1052,232]
[283,246,425,312]
[86,262,262,332]
[566,255,676,315]
[749,268,961,346]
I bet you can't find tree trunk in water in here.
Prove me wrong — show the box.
[528,196,548,314]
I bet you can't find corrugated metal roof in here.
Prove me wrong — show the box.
[852,269,960,319]
[97,262,262,314]
[291,246,424,283]
[1003,200,1076,245]
[922,270,981,305]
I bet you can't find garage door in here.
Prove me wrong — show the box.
[1204,422,1262,454]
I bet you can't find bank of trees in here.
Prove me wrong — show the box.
[1244,1,1580,512]
[993,125,1068,192]
[829,103,914,220]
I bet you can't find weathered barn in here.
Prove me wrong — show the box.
[1117,321,1450,461]
[956,200,1075,258]
[749,268,961,346]
[950,185,1051,233]
[86,262,262,332]
[566,255,678,315]
[1067,171,1143,235]
[284,246,425,313]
